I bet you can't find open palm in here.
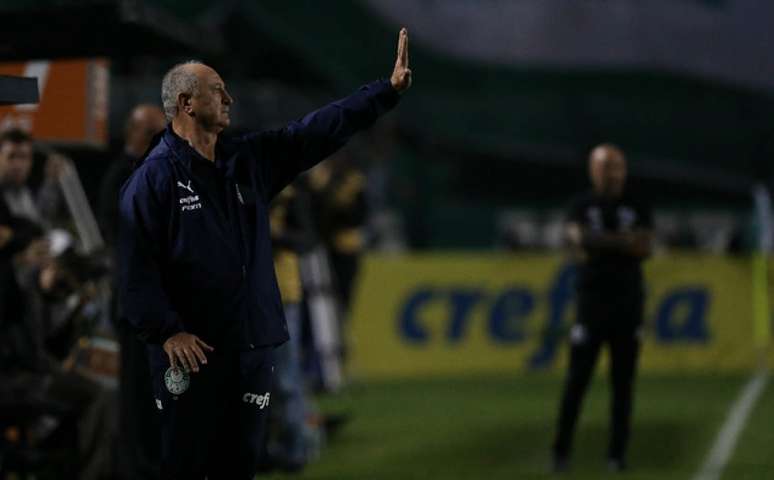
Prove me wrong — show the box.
[390,28,412,93]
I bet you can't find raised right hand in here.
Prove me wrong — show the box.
[390,28,412,93]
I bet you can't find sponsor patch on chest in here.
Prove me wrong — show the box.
[179,195,202,212]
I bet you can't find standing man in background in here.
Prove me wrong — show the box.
[99,104,166,245]
[119,29,411,479]
[268,184,317,471]
[321,152,369,314]
[551,144,653,473]
[100,104,166,480]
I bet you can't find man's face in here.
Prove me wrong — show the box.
[187,65,233,132]
[0,140,33,187]
[589,146,627,197]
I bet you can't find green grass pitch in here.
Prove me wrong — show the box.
[268,373,773,480]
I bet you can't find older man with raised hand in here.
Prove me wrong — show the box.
[119,29,412,479]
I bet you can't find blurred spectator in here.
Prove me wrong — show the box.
[310,152,369,312]
[0,131,49,368]
[0,122,117,479]
[1,248,114,479]
[0,199,40,353]
[98,104,166,245]
[0,129,67,231]
[267,183,320,471]
[100,104,166,480]
[0,129,40,225]
[301,154,367,391]
[301,162,346,392]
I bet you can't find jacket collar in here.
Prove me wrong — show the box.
[162,124,239,177]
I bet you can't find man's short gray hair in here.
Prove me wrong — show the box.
[161,60,203,121]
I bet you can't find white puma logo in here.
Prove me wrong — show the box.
[177,180,194,193]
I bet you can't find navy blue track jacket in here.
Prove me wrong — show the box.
[118,79,400,350]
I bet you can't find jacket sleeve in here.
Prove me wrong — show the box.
[246,79,400,201]
[118,168,183,344]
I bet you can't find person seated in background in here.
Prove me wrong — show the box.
[1,165,49,362]
[0,127,116,477]
[0,128,68,231]
[0,246,115,480]
[0,128,71,306]
[0,191,45,349]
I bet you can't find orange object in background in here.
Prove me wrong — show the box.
[0,58,109,147]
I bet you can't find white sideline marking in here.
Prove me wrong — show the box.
[692,369,769,480]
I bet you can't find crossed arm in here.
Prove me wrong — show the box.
[567,223,653,259]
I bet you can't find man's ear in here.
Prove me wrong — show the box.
[178,93,194,117]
